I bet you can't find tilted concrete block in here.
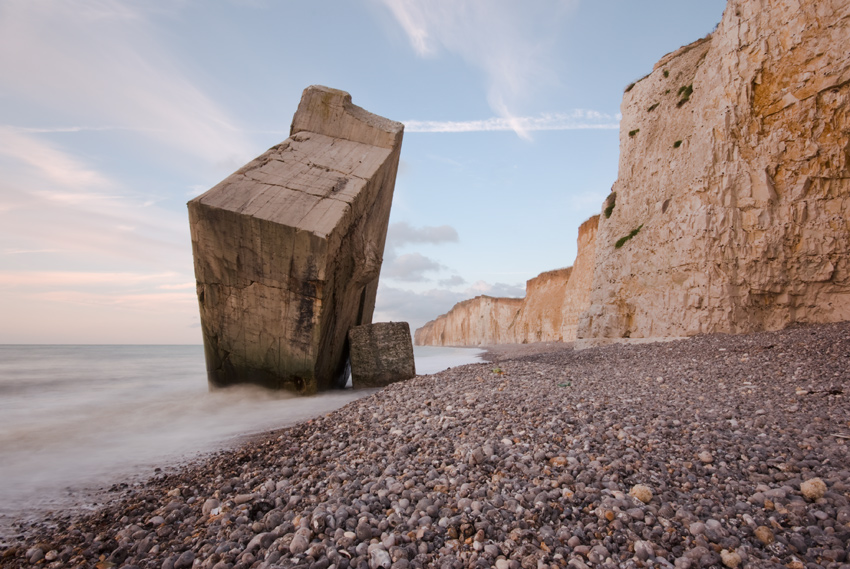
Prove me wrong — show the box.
[188,86,403,393]
[349,322,416,388]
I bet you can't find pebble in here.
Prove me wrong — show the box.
[688,522,705,535]
[201,498,220,516]
[800,477,826,500]
[2,321,850,569]
[720,549,741,568]
[289,533,309,555]
[370,547,391,569]
[629,484,653,504]
[754,525,774,545]
[174,550,195,569]
[634,539,654,561]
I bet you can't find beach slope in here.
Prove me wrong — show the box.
[2,322,849,568]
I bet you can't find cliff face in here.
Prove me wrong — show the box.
[508,267,573,344]
[414,216,598,346]
[560,216,599,340]
[578,0,850,339]
[414,296,524,347]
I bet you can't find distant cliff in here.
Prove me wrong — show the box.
[578,0,850,339]
[413,296,524,347]
[415,216,598,346]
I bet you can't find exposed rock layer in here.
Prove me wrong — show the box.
[188,86,403,393]
[415,217,598,346]
[579,0,850,338]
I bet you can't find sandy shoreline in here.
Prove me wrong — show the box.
[2,322,849,568]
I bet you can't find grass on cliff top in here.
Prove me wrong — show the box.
[615,224,644,249]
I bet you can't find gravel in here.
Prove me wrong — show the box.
[1,321,849,569]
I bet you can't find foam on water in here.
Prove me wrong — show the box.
[0,344,482,528]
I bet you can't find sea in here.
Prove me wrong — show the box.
[0,344,482,531]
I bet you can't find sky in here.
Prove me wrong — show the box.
[0,0,727,344]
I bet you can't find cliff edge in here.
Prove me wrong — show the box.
[578,0,850,338]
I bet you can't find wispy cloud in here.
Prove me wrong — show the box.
[0,128,189,269]
[0,0,254,166]
[0,127,111,189]
[0,270,197,315]
[379,0,578,139]
[382,253,446,282]
[32,290,196,312]
[2,248,62,256]
[4,126,121,134]
[405,111,621,133]
[158,282,197,291]
[0,271,184,288]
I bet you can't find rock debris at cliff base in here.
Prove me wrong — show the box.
[3,322,850,569]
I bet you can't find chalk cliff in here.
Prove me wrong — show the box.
[414,296,525,347]
[417,0,849,346]
[578,0,850,339]
[414,216,598,346]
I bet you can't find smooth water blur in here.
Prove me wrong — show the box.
[0,344,482,526]
[413,345,484,374]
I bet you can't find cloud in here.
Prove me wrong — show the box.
[0,271,183,288]
[387,222,459,247]
[4,126,119,134]
[374,284,468,331]
[466,280,526,298]
[0,270,197,317]
[0,127,111,190]
[158,282,197,291]
[31,290,196,312]
[405,111,621,133]
[439,275,467,287]
[379,0,578,139]
[0,0,254,166]
[1,249,61,255]
[381,223,460,283]
[382,253,445,282]
[0,129,189,269]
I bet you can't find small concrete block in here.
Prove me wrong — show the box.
[349,322,416,388]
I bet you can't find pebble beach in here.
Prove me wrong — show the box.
[2,322,850,569]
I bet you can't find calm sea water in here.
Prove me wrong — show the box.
[0,344,482,529]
